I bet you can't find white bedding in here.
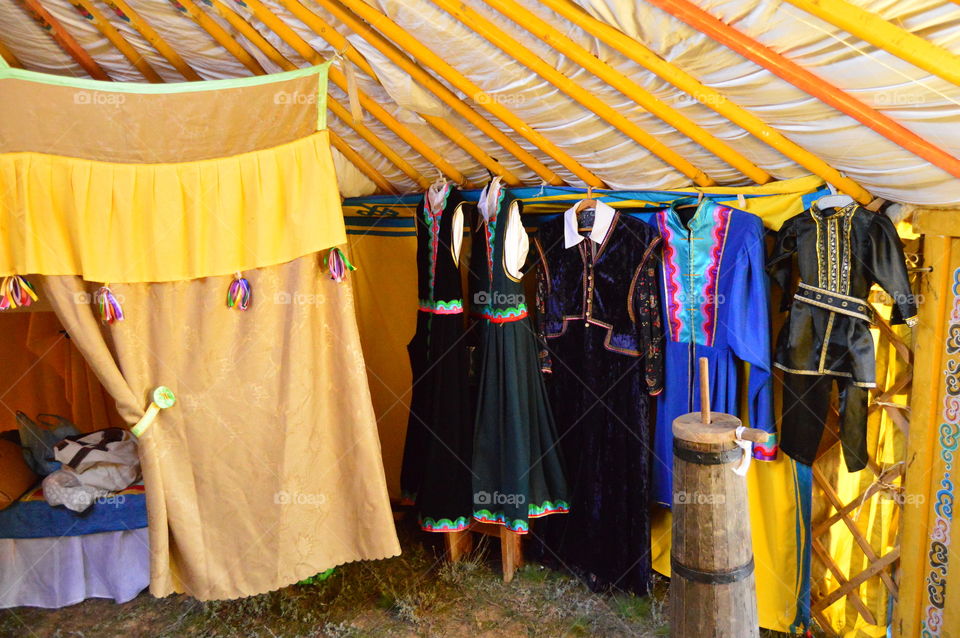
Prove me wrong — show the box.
[0,528,149,609]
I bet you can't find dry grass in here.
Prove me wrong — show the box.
[0,517,672,638]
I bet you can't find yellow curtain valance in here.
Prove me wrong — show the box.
[0,130,345,283]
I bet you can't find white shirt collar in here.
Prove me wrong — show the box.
[563,200,616,249]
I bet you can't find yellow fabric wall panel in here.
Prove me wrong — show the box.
[345,233,419,499]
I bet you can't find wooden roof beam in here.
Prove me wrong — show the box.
[17,0,111,80]
[323,0,603,187]
[273,3,522,186]
[0,37,23,68]
[72,0,163,82]
[164,0,265,75]
[540,0,873,204]
[329,127,399,195]
[783,0,960,87]
[476,0,774,185]
[328,65,469,186]
[95,0,202,81]
[329,97,430,189]
[290,0,563,185]
[431,0,728,186]
[205,0,296,72]
[223,0,469,186]
[647,0,960,179]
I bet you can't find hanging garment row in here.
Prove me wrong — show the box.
[400,180,916,597]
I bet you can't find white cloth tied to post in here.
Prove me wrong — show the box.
[732,425,752,476]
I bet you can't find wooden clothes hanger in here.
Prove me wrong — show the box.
[574,185,597,213]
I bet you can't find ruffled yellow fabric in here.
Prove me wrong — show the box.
[0,130,344,283]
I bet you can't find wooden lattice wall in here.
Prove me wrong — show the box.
[808,237,922,636]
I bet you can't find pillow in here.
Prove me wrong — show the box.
[0,439,39,510]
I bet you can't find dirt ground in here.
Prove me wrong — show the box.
[0,517,797,638]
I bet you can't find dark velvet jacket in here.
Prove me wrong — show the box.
[533,211,664,394]
[769,203,917,386]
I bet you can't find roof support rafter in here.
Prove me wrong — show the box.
[310,0,597,186]
[94,0,202,81]
[646,0,960,180]
[71,0,163,82]
[431,0,731,186]
[273,2,522,186]
[223,0,469,185]
[329,97,430,189]
[328,0,604,187]
[329,127,399,194]
[474,0,773,185]
[17,0,111,80]
[0,37,23,68]
[540,0,873,203]
[164,0,265,75]
[783,0,960,87]
[205,0,296,71]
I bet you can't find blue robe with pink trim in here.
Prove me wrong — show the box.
[653,200,777,507]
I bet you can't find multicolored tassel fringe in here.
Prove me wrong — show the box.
[324,248,356,283]
[94,285,124,324]
[227,272,251,310]
[0,275,38,310]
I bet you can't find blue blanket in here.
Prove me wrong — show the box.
[0,482,147,539]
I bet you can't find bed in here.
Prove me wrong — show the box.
[0,481,149,609]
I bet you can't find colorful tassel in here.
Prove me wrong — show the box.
[324,248,356,283]
[94,285,124,324]
[226,272,252,310]
[0,275,39,310]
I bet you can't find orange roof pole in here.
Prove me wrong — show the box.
[165,0,265,75]
[17,0,111,80]
[647,0,960,179]
[98,0,202,81]
[0,38,23,68]
[205,0,296,72]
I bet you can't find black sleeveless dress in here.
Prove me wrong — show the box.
[400,183,474,532]
[468,178,569,534]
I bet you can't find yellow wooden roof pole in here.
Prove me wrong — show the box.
[97,0,201,81]
[276,2,521,186]
[328,65,469,186]
[281,0,556,185]
[206,0,296,72]
[73,0,164,82]
[487,0,773,184]
[166,0,265,75]
[539,0,873,204]
[329,98,431,189]
[326,0,605,187]
[329,128,399,195]
[783,0,960,87]
[430,0,717,186]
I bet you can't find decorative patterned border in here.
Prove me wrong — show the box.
[472,500,570,534]
[921,265,960,637]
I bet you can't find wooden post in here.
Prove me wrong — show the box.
[670,358,762,638]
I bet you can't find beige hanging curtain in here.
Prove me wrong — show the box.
[40,257,400,600]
